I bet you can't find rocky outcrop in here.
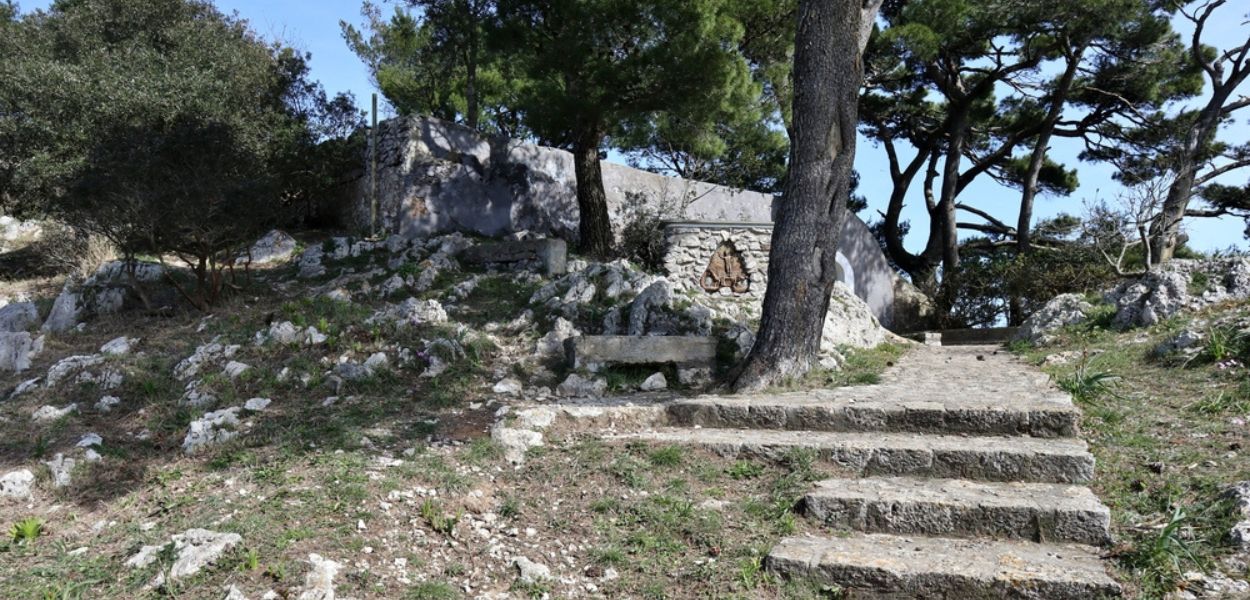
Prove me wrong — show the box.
[42,260,166,332]
[1014,294,1094,345]
[1109,258,1250,329]
[242,229,297,264]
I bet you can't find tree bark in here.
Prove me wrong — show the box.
[572,124,613,258]
[1018,47,1083,252]
[937,114,965,274]
[1149,101,1229,263]
[732,0,880,393]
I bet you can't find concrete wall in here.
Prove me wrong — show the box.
[355,115,900,327]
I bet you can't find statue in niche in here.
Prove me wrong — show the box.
[700,242,750,294]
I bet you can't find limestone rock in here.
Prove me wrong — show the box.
[492,426,544,464]
[42,285,82,333]
[32,403,78,422]
[100,336,137,356]
[535,317,581,358]
[296,553,342,600]
[640,372,668,392]
[0,332,43,372]
[0,302,39,332]
[175,343,240,380]
[1156,328,1205,358]
[46,354,105,386]
[821,282,889,352]
[1228,481,1250,550]
[297,246,326,278]
[244,230,297,264]
[492,378,523,396]
[243,398,271,412]
[376,298,448,326]
[223,361,251,378]
[628,281,673,336]
[126,529,242,588]
[556,373,607,398]
[45,453,75,488]
[1014,294,1093,346]
[183,408,242,454]
[512,556,553,585]
[259,321,326,346]
[1109,258,1250,329]
[95,396,121,412]
[0,469,35,499]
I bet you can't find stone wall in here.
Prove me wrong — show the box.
[662,222,903,328]
[354,115,904,328]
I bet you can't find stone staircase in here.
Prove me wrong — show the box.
[613,345,1121,598]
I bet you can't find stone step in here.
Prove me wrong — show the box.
[667,392,1079,438]
[768,534,1120,599]
[803,477,1110,545]
[613,428,1094,484]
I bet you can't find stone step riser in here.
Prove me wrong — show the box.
[804,493,1111,546]
[685,439,1094,485]
[767,535,1121,600]
[667,402,1079,438]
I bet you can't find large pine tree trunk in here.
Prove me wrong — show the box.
[572,125,613,257]
[732,0,878,393]
[1149,103,1224,264]
[1018,49,1083,252]
[937,116,965,274]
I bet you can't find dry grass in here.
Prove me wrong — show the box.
[1014,301,1250,598]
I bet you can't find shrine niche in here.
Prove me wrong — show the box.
[700,242,751,294]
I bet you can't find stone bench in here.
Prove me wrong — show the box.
[565,335,718,384]
[457,239,567,276]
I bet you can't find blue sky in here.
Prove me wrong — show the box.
[16,0,1250,253]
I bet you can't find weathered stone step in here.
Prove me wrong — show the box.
[803,477,1110,545]
[613,428,1093,483]
[667,392,1079,438]
[768,534,1120,599]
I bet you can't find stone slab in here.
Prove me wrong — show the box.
[667,391,1079,438]
[614,428,1094,484]
[565,335,717,371]
[458,238,567,276]
[767,534,1120,599]
[804,477,1110,545]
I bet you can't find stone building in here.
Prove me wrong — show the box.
[353,115,923,330]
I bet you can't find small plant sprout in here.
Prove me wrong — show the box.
[10,518,45,545]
